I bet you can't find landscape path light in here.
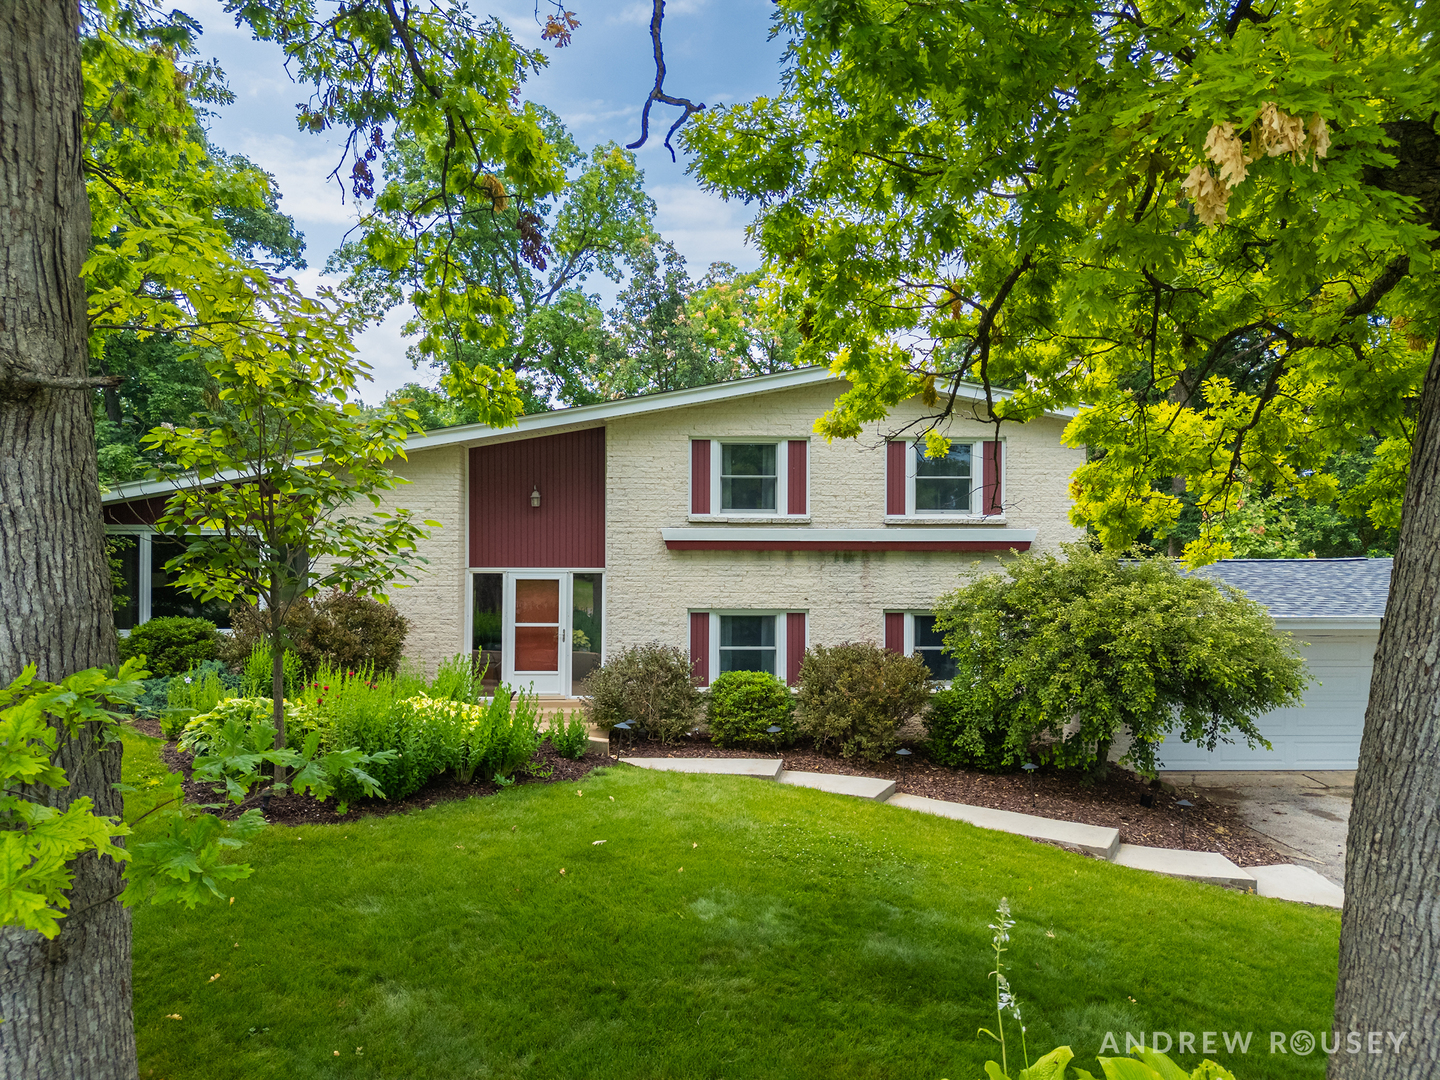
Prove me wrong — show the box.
[1022,761,1038,809]
[1176,799,1194,849]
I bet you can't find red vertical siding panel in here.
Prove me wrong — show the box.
[884,612,905,653]
[690,439,711,515]
[785,612,806,685]
[982,440,1003,514]
[885,440,906,515]
[689,611,710,685]
[787,441,807,515]
[468,427,605,567]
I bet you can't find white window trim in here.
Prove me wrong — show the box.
[906,439,989,517]
[694,609,800,686]
[696,438,809,519]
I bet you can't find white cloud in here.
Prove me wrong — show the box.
[276,268,420,401]
[650,184,759,271]
[231,131,365,231]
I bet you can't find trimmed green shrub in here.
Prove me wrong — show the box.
[222,590,410,677]
[118,616,219,678]
[924,687,1013,771]
[583,642,702,743]
[549,710,591,760]
[706,671,794,748]
[795,642,932,761]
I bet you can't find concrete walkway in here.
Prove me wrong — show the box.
[616,756,1344,908]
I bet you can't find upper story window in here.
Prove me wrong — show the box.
[690,438,808,518]
[915,442,973,513]
[886,438,1003,518]
[721,444,778,512]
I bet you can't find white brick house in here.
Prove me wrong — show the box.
[103,367,1085,693]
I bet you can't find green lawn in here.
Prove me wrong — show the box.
[123,728,1339,1080]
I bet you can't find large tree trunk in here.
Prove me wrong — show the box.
[1330,339,1440,1078]
[0,4,137,1079]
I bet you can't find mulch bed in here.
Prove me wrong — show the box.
[607,733,1283,867]
[152,733,603,827]
[130,718,1279,866]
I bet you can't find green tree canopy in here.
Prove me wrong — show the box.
[686,0,1438,563]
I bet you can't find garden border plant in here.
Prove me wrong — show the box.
[705,670,794,749]
[795,641,931,762]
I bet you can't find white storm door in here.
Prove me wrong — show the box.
[505,573,569,695]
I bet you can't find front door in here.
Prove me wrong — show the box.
[506,573,567,695]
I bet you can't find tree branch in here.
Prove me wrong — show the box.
[4,371,123,392]
[626,0,705,163]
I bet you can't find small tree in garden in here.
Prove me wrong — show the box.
[932,544,1307,776]
[145,350,438,783]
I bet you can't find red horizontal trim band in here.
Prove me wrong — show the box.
[664,539,1031,552]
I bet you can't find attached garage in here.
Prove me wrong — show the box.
[1156,558,1390,772]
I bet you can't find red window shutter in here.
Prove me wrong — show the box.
[884,612,905,653]
[982,441,1003,514]
[787,440,807,515]
[785,612,806,685]
[689,611,710,685]
[691,439,711,515]
[886,441,907,515]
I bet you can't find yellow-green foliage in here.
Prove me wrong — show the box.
[178,698,321,756]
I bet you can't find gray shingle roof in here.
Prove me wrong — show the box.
[1190,558,1392,620]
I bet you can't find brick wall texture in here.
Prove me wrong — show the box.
[386,381,1084,673]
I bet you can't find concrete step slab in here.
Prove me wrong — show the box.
[619,757,783,780]
[887,793,1121,860]
[1112,844,1256,891]
[777,770,896,801]
[1249,864,1344,908]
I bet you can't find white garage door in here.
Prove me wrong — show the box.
[1156,631,1377,771]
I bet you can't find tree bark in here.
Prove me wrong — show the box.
[0,4,137,1079]
[1330,338,1440,1078]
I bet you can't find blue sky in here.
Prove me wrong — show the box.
[172,0,787,398]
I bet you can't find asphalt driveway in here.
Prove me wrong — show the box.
[1158,770,1354,886]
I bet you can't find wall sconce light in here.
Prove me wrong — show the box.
[530,485,541,509]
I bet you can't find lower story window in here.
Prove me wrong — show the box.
[108,531,233,631]
[719,613,777,676]
[911,614,958,680]
[691,610,807,686]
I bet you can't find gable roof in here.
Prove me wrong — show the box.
[1192,558,1392,624]
[403,365,1077,453]
[101,365,1077,504]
